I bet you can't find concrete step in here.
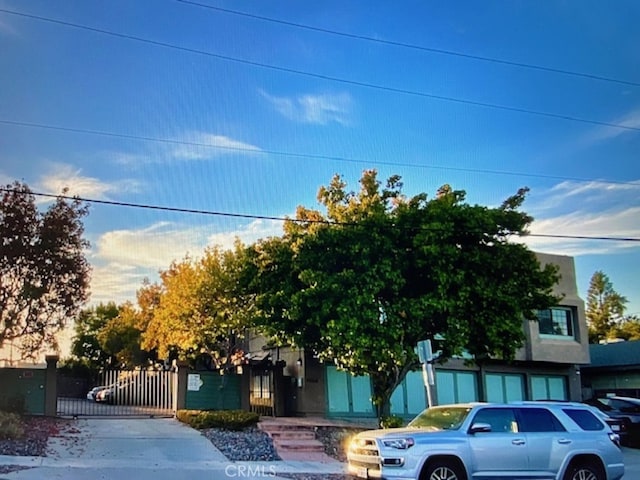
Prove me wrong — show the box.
[259,423,316,432]
[273,438,325,453]
[259,422,326,454]
[268,430,316,441]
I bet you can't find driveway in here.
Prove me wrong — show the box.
[0,418,345,480]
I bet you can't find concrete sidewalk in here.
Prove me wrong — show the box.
[0,418,347,480]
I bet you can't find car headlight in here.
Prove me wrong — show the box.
[382,438,414,449]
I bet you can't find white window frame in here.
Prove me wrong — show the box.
[537,307,575,340]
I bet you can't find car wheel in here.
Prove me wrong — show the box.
[564,462,603,480]
[424,460,466,480]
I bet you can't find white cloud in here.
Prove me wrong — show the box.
[93,222,210,269]
[578,107,640,147]
[88,263,148,306]
[171,132,262,160]
[519,178,640,256]
[206,218,284,250]
[88,218,284,305]
[531,179,640,213]
[37,163,141,199]
[261,90,353,125]
[520,206,640,256]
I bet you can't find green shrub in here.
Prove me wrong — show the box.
[0,411,25,440]
[0,395,26,415]
[176,409,259,431]
[380,415,404,429]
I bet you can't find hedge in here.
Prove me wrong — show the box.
[176,409,259,431]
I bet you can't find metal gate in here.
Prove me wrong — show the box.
[57,369,177,417]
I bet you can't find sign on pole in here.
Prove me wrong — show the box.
[417,339,436,407]
[417,339,433,363]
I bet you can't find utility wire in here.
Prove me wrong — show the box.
[1,8,639,133]
[2,187,639,243]
[176,0,640,88]
[2,118,639,187]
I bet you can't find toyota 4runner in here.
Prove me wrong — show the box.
[347,401,624,480]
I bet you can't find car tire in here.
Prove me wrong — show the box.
[564,462,603,480]
[423,460,466,480]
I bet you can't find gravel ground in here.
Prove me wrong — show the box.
[200,425,363,480]
[201,426,282,461]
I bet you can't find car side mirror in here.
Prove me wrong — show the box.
[469,422,492,434]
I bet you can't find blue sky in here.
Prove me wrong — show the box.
[1,0,639,327]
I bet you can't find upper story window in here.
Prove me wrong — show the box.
[536,307,575,339]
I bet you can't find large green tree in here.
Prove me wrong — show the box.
[72,301,154,369]
[245,170,560,419]
[586,271,628,343]
[1,182,90,361]
[71,302,120,369]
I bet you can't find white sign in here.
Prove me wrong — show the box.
[187,374,204,391]
[417,339,433,363]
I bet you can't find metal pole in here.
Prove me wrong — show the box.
[422,363,433,408]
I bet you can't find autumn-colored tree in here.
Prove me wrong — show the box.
[245,170,559,420]
[142,243,254,366]
[97,303,152,368]
[1,182,90,361]
[586,271,628,343]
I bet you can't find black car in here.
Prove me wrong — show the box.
[586,396,640,446]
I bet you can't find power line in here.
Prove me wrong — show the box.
[1,8,640,133]
[2,118,639,187]
[176,0,640,89]
[2,186,639,243]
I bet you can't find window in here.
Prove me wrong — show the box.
[472,407,519,433]
[537,307,575,338]
[563,409,604,431]
[609,398,640,413]
[252,374,271,399]
[518,408,565,432]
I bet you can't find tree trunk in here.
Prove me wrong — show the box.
[370,362,415,425]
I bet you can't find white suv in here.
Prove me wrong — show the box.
[347,402,624,480]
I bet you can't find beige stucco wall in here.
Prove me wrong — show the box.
[515,252,589,365]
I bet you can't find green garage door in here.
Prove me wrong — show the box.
[485,373,525,403]
[326,366,374,417]
[436,370,478,405]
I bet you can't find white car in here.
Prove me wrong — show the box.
[347,402,624,480]
[86,386,106,401]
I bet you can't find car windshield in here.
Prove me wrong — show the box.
[408,406,472,430]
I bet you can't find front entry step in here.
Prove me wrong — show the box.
[258,422,335,461]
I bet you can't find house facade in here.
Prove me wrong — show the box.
[580,340,640,399]
[247,252,590,418]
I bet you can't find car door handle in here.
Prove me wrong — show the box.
[557,439,572,445]
[512,439,526,445]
